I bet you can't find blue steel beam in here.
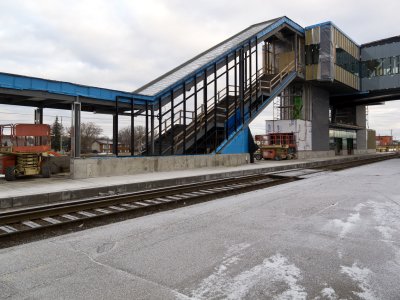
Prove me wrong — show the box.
[0,72,153,106]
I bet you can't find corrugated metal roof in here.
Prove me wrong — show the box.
[135,17,283,97]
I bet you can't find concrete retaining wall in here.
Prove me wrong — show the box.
[297,150,335,159]
[354,149,376,155]
[70,154,250,179]
[297,149,376,158]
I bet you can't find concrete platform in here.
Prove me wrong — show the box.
[0,152,395,210]
[0,158,399,299]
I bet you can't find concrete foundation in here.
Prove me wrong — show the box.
[70,154,250,179]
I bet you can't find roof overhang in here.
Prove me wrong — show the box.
[330,88,400,107]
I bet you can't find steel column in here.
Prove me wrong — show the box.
[214,63,217,151]
[170,91,174,155]
[151,104,155,155]
[203,72,208,154]
[239,48,245,125]
[294,34,298,72]
[273,39,276,73]
[255,38,259,110]
[234,52,238,131]
[130,98,135,156]
[244,50,247,90]
[113,98,119,156]
[225,56,229,140]
[158,98,162,155]
[194,77,198,153]
[34,108,43,124]
[249,41,252,119]
[255,37,258,77]
[71,99,81,158]
[145,102,149,156]
[183,82,187,154]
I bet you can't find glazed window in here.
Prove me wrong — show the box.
[305,44,320,65]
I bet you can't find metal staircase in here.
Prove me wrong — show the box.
[142,60,297,155]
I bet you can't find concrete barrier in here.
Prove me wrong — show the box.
[297,150,335,159]
[354,149,376,155]
[70,154,250,179]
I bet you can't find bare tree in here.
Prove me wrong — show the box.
[118,127,131,147]
[118,125,146,154]
[80,122,103,153]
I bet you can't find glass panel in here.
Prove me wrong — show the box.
[397,56,400,74]
[305,44,320,65]
[376,58,383,76]
[336,47,359,76]
[383,57,392,75]
[329,129,357,139]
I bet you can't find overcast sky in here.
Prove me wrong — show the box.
[0,0,399,139]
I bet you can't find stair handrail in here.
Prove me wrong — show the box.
[171,70,264,152]
[170,84,239,152]
[260,60,296,94]
[145,61,297,155]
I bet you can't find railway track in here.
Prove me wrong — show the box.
[0,173,297,248]
[0,153,397,248]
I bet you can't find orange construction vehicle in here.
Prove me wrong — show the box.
[0,124,52,181]
[254,133,297,161]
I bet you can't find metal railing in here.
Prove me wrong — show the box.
[259,60,296,94]
[141,60,297,154]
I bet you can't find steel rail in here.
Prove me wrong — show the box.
[0,173,295,244]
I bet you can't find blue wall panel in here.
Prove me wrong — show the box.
[220,127,249,154]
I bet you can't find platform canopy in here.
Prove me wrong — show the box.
[0,72,152,114]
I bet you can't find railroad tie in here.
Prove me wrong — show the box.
[95,208,112,214]
[108,206,126,211]
[22,221,41,228]
[61,214,79,221]
[42,217,61,224]
[76,211,96,217]
[0,225,18,233]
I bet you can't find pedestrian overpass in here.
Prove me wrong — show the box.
[0,16,399,158]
